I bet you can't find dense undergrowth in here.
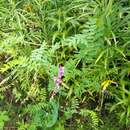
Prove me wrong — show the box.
[0,0,130,130]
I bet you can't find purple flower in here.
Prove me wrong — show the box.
[53,65,64,87]
[51,65,64,100]
[58,65,64,79]
[53,76,62,88]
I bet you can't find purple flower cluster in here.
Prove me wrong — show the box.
[50,65,64,100]
[53,65,64,87]
[58,65,64,79]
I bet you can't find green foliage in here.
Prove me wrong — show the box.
[0,111,9,129]
[80,109,99,130]
[0,0,130,129]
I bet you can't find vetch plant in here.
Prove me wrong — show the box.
[50,65,64,100]
[0,0,130,129]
